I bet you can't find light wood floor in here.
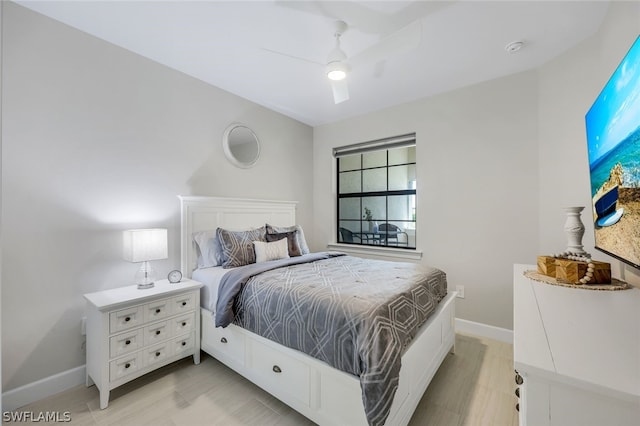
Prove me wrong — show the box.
[14,332,518,425]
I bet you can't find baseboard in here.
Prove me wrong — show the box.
[2,365,86,411]
[455,318,513,344]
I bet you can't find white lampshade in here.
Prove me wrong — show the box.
[123,228,168,262]
[123,229,168,289]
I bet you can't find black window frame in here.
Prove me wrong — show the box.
[335,135,416,249]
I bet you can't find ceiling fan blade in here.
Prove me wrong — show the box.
[276,1,457,35]
[331,79,349,104]
[350,20,422,69]
[276,0,387,34]
[260,47,322,66]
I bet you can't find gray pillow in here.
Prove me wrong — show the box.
[265,224,310,255]
[265,231,302,257]
[216,227,266,268]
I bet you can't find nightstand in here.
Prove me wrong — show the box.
[84,279,203,409]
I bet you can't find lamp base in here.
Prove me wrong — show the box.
[135,261,157,290]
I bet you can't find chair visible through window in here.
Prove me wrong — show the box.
[339,227,360,243]
[378,223,408,246]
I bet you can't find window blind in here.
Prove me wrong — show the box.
[332,133,416,158]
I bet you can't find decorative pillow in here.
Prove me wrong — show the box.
[193,230,224,268]
[265,231,302,257]
[265,224,310,255]
[216,226,266,268]
[253,238,290,263]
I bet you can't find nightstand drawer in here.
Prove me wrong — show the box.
[143,341,172,368]
[171,313,195,336]
[110,306,144,334]
[110,329,144,358]
[109,353,142,382]
[173,333,195,357]
[172,292,196,314]
[143,298,171,323]
[143,320,170,346]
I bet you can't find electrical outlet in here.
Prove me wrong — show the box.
[81,317,87,336]
[455,285,465,299]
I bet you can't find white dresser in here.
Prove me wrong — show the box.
[513,264,640,426]
[84,279,203,409]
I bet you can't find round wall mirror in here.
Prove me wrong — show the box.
[222,123,260,168]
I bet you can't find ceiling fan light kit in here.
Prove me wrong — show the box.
[326,61,348,81]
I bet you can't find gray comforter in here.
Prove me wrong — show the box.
[215,252,447,426]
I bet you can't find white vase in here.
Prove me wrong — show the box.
[564,206,586,254]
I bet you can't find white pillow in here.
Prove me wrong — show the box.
[193,230,224,268]
[253,238,290,263]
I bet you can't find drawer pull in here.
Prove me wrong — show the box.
[155,308,161,314]
[181,322,186,327]
[125,363,131,369]
[155,330,161,335]
[125,316,131,322]
[272,365,282,373]
[181,341,186,347]
[125,339,131,345]
[155,352,161,357]
[515,373,523,385]
[181,302,187,307]
[220,337,228,344]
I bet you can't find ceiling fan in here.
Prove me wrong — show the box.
[264,18,422,104]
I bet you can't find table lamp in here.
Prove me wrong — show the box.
[123,228,168,289]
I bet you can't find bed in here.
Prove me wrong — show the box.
[179,196,456,426]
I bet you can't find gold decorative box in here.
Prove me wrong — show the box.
[554,259,611,284]
[536,256,557,278]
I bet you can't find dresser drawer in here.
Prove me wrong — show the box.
[171,313,195,337]
[110,306,144,334]
[143,341,172,368]
[109,353,142,382]
[249,340,310,407]
[109,329,144,358]
[173,333,195,357]
[143,320,170,346]
[172,292,196,314]
[143,298,171,323]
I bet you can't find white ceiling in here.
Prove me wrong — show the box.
[16,1,610,126]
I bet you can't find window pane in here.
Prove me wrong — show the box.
[388,164,416,191]
[338,221,362,244]
[362,168,386,192]
[339,154,361,172]
[388,195,415,221]
[362,196,385,221]
[339,198,361,220]
[379,221,415,248]
[388,146,415,165]
[339,171,361,194]
[363,150,386,168]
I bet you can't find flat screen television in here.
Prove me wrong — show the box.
[585,35,640,269]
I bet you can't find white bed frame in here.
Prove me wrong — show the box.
[179,196,456,426]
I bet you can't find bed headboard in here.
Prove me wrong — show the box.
[178,196,298,278]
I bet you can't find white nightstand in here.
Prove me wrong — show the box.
[84,278,203,409]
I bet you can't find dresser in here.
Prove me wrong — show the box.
[513,264,640,426]
[84,279,203,409]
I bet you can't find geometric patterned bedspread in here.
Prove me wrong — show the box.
[216,253,447,426]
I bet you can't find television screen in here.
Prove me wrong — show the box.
[585,35,640,269]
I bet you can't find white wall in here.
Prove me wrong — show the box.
[538,1,640,284]
[1,3,313,392]
[315,0,640,331]
[314,70,540,330]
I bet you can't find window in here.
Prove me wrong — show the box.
[335,134,416,249]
